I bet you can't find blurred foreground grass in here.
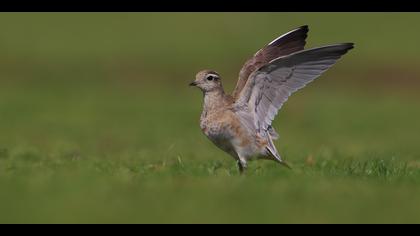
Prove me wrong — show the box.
[0,13,419,223]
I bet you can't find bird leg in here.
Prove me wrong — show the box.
[237,159,248,175]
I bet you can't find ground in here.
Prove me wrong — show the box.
[0,13,419,223]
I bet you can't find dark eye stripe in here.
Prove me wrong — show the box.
[206,74,218,81]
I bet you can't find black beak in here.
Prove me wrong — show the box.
[189,81,197,86]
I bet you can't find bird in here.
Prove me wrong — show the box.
[189,25,354,174]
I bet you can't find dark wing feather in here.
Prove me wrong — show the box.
[232,25,309,99]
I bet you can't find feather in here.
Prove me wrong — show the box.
[235,43,354,135]
[232,25,309,99]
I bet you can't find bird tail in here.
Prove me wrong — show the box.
[265,131,291,169]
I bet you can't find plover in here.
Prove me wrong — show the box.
[190,25,353,173]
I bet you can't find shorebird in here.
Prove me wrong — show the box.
[189,25,353,174]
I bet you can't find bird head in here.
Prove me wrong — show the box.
[189,70,222,92]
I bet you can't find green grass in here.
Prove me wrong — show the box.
[0,13,420,223]
[1,84,419,223]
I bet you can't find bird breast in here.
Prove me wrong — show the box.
[200,111,233,142]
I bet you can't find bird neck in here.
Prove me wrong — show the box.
[202,88,226,112]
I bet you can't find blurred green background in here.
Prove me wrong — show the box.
[0,13,419,223]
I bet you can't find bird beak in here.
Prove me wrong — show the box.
[189,81,197,86]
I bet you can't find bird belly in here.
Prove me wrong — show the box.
[201,118,266,161]
[201,122,238,159]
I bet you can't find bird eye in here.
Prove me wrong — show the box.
[207,76,214,81]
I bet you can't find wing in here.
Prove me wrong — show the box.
[232,25,309,99]
[234,43,354,135]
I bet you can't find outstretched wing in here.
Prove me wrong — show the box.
[235,43,354,136]
[232,25,309,99]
